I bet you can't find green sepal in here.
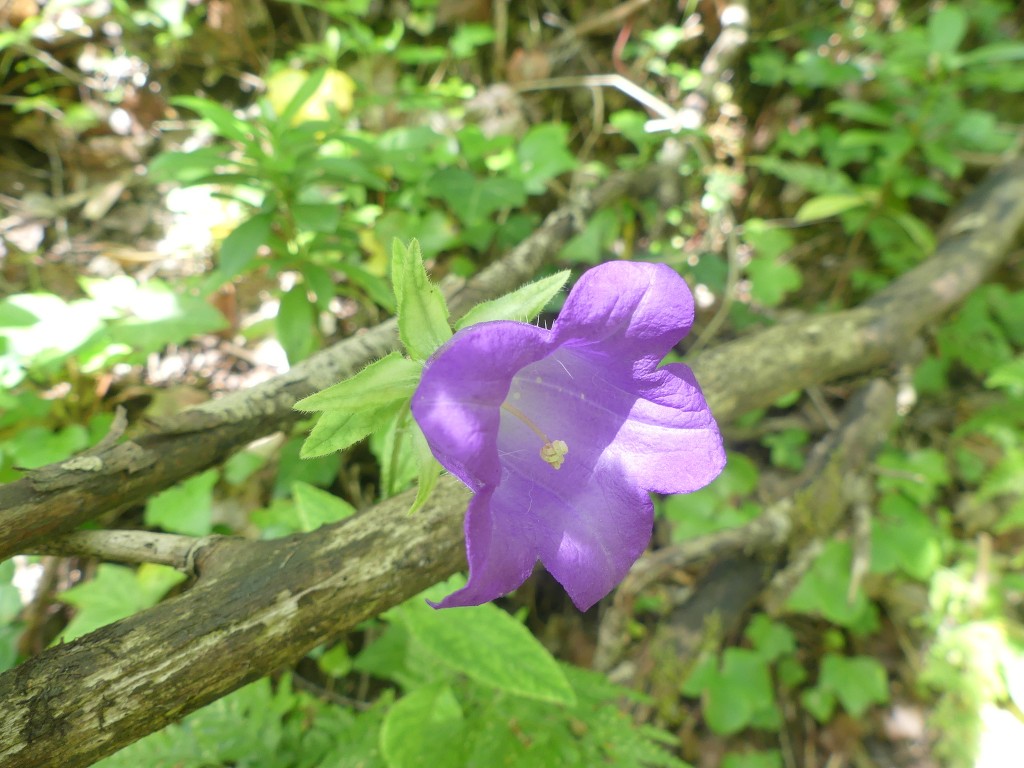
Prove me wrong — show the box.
[293,352,421,412]
[300,400,405,458]
[455,270,570,330]
[407,421,442,515]
[392,238,452,361]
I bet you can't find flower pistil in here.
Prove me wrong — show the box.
[500,401,569,470]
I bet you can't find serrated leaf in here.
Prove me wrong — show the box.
[455,271,569,330]
[794,194,868,223]
[300,400,404,458]
[380,684,465,768]
[295,352,421,412]
[399,600,576,705]
[392,239,452,361]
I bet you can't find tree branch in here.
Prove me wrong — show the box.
[27,530,206,570]
[0,478,471,768]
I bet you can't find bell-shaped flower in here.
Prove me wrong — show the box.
[411,261,726,610]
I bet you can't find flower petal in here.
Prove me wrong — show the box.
[553,261,695,374]
[411,321,552,490]
[538,476,654,612]
[429,488,539,608]
[466,465,653,611]
[612,363,726,493]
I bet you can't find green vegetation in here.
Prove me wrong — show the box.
[2,0,1024,765]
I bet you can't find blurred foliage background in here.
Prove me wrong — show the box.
[2,0,1024,766]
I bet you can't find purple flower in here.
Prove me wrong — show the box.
[411,261,726,610]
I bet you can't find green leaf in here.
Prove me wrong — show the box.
[334,261,397,313]
[318,643,353,677]
[985,355,1024,393]
[407,422,442,515]
[785,540,879,633]
[0,560,20,624]
[300,401,404,458]
[455,271,570,330]
[371,407,421,499]
[171,95,259,149]
[659,454,761,540]
[742,218,794,260]
[960,40,1024,67]
[144,469,220,536]
[428,168,527,225]
[392,239,452,361]
[148,146,230,185]
[218,213,272,279]
[293,202,341,233]
[816,654,890,717]
[1,293,106,370]
[291,481,356,531]
[58,564,186,642]
[274,66,328,127]
[5,424,90,469]
[869,494,942,580]
[889,211,936,254]
[515,123,578,194]
[294,352,421,412]
[399,598,577,705]
[826,100,894,127]
[875,448,950,507]
[800,686,836,723]
[794,193,868,223]
[703,649,780,735]
[746,257,802,307]
[928,4,968,56]
[276,284,317,365]
[97,278,228,356]
[380,684,466,768]
[750,157,856,196]
[745,615,796,662]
